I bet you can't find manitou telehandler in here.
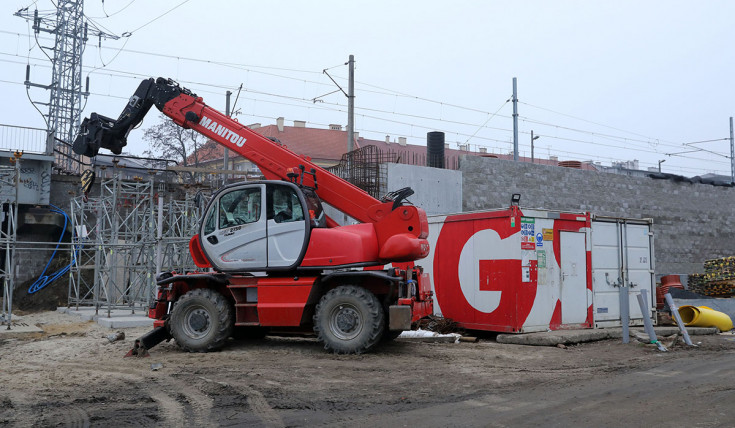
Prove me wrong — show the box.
[73,77,433,355]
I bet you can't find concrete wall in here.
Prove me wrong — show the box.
[460,156,735,276]
[385,163,462,215]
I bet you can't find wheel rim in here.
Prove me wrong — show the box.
[181,304,212,340]
[328,303,363,340]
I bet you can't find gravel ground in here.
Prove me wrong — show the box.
[1,311,734,427]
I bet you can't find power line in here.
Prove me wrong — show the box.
[120,0,191,37]
[0,27,726,160]
[2,34,730,175]
[93,0,138,19]
[4,52,731,164]
[518,100,677,145]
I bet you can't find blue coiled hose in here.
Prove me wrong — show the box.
[28,204,76,294]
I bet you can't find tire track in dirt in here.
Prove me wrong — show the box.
[59,405,90,428]
[8,361,215,427]
[148,390,185,427]
[0,368,91,428]
[198,376,285,427]
[59,361,217,427]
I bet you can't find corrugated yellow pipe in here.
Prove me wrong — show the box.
[678,305,733,332]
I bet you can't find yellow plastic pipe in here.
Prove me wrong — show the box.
[678,305,733,332]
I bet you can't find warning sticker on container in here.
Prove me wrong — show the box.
[537,250,546,269]
[543,228,553,241]
[521,217,535,249]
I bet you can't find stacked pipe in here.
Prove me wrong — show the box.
[687,273,707,294]
[697,256,735,297]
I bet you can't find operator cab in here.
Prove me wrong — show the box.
[199,180,324,272]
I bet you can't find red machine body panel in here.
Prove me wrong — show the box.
[300,224,379,267]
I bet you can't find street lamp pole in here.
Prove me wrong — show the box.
[531,130,540,164]
[658,159,666,172]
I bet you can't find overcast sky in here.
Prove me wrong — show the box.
[1,1,734,176]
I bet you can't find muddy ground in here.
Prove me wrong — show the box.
[1,311,734,427]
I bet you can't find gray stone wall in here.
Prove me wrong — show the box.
[460,155,735,276]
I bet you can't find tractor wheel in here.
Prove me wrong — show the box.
[313,285,385,354]
[169,288,233,352]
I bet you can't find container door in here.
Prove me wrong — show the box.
[624,223,655,319]
[591,220,654,327]
[560,231,588,324]
[590,221,623,324]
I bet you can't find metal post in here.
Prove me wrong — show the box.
[531,130,539,164]
[637,289,667,351]
[156,194,164,275]
[224,91,232,184]
[347,55,355,153]
[7,158,20,329]
[730,117,734,184]
[512,78,519,161]
[664,293,695,346]
[617,221,629,343]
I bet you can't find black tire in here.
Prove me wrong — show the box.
[313,285,385,354]
[169,288,234,352]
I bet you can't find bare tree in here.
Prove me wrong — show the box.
[143,115,205,167]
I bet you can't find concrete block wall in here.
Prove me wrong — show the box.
[460,156,735,276]
[385,163,462,215]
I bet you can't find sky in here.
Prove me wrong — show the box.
[0,0,734,177]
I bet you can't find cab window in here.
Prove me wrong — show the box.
[268,185,305,223]
[304,191,326,228]
[203,204,217,235]
[219,188,261,229]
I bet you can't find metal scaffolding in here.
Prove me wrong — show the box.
[68,172,206,316]
[0,163,19,328]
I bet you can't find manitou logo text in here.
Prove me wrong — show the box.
[199,116,247,147]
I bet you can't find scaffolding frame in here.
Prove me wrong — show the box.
[0,163,19,328]
[68,172,205,316]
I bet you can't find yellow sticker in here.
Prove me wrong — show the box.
[543,228,554,241]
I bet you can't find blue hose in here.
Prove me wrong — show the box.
[28,204,76,294]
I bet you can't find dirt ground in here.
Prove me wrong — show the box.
[1,311,734,427]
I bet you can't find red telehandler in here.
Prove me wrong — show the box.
[73,77,433,355]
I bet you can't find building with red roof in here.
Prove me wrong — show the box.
[188,117,596,180]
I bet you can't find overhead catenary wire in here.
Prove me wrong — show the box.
[1,32,730,176]
[94,0,138,19]
[3,29,718,154]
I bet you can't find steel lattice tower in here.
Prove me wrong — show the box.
[15,1,117,174]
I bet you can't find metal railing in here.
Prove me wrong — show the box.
[0,124,49,154]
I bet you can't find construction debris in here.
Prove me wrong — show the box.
[417,315,463,335]
[104,331,125,343]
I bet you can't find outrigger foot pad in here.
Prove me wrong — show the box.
[124,326,171,358]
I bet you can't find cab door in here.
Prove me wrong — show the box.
[200,183,267,271]
[266,183,309,268]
